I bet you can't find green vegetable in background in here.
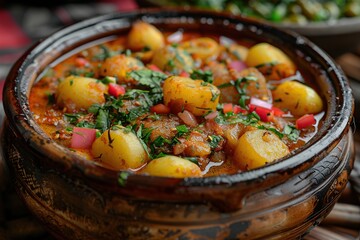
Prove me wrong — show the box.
[162,0,360,23]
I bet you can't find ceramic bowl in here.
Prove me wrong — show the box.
[1,9,355,240]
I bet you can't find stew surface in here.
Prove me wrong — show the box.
[29,22,324,177]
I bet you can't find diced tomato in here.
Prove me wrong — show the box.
[296,114,316,129]
[233,105,246,114]
[249,104,272,122]
[223,103,233,113]
[147,64,162,72]
[71,127,96,149]
[150,103,171,114]
[108,83,126,97]
[179,71,190,77]
[271,106,285,117]
[75,57,89,67]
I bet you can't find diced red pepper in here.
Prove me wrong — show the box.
[249,104,272,122]
[71,127,96,149]
[179,71,190,77]
[271,106,285,117]
[147,64,162,72]
[75,57,89,67]
[108,83,126,97]
[296,114,316,129]
[223,103,234,114]
[150,103,171,114]
[233,105,246,114]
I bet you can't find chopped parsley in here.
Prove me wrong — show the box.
[46,92,56,105]
[185,157,199,165]
[190,69,214,83]
[208,135,223,149]
[176,125,189,136]
[128,69,168,105]
[217,75,258,109]
[118,172,129,187]
[64,113,84,124]
[283,125,300,142]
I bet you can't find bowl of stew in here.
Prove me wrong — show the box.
[1,9,354,239]
[139,0,360,57]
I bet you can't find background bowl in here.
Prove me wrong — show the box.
[278,17,360,58]
[138,0,360,58]
[1,9,355,239]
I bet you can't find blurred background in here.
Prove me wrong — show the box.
[0,0,360,239]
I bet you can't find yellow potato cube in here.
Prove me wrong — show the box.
[127,21,165,51]
[100,55,143,83]
[56,75,107,112]
[234,129,290,170]
[272,80,323,116]
[245,43,296,73]
[91,126,148,170]
[162,76,220,116]
[141,156,202,178]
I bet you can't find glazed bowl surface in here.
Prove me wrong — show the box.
[1,9,355,240]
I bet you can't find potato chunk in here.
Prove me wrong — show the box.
[163,76,220,116]
[141,156,202,178]
[272,80,323,116]
[91,126,148,170]
[234,129,290,170]
[56,75,107,112]
[245,43,296,75]
[180,37,219,60]
[151,46,194,73]
[100,55,143,83]
[127,21,165,51]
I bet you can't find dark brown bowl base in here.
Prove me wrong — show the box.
[2,120,354,240]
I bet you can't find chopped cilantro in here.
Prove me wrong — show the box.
[153,152,167,159]
[84,72,95,78]
[283,125,300,142]
[208,135,223,149]
[210,87,220,102]
[76,121,95,129]
[100,76,116,85]
[64,113,84,124]
[95,109,110,132]
[153,136,171,147]
[124,49,132,56]
[46,92,55,105]
[217,76,257,109]
[185,157,199,165]
[167,59,175,68]
[94,45,116,60]
[118,172,129,187]
[258,125,284,139]
[176,125,189,136]
[128,69,168,105]
[190,69,214,83]
[136,124,152,159]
